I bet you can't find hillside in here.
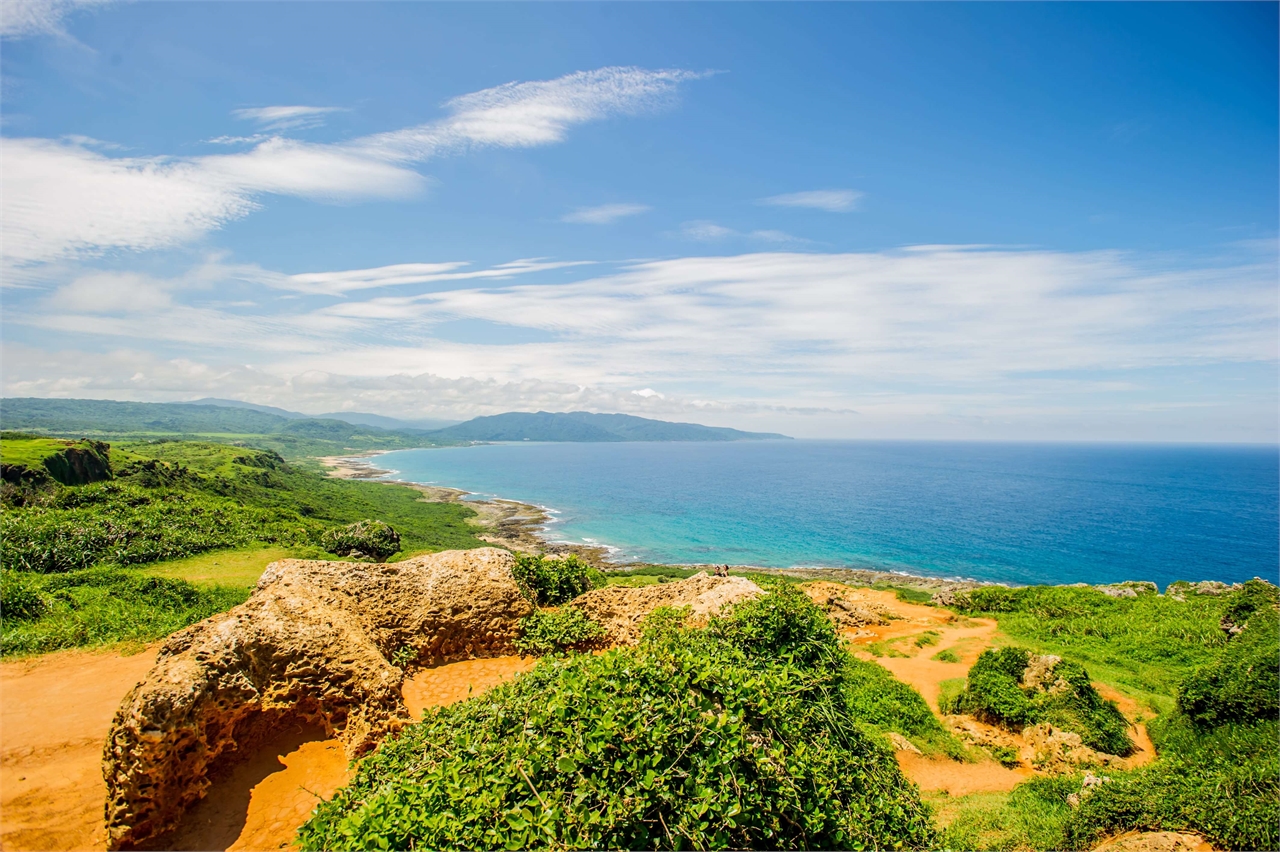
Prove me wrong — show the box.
[0,398,447,459]
[187,398,460,432]
[429,411,790,442]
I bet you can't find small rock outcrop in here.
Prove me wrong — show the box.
[569,573,762,645]
[801,581,890,630]
[102,547,533,850]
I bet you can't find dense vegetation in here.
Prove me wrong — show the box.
[946,580,1279,851]
[1,436,489,655]
[946,646,1134,756]
[299,586,935,851]
[514,607,607,655]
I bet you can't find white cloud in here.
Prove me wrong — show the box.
[232,106,344,132]
[0,0,108,38]
[760,189,862,212]
[680,220,735,241]
[357,67,704,161]
[6,245,1274,439]
[561,203,650,225]
[273,258,594,296]
[3,67,702,267]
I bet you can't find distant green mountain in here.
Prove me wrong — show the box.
[428,411,790,442]
[0,398,443,459]
[0,399,789,454]
[187,398,459,432]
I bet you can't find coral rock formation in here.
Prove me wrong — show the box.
[569,573,762,645]
[102,547,533,850]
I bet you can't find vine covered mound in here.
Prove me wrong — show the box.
[299,587,938,851]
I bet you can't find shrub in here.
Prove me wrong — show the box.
[320,519,401,561]
[514,608,606,655]
[511,553,595,606]
[1063,718,1279,851]
[951,647,1133,755]
[706,582,840,668]
[298,597,936,851]
[1178,605,1278,728]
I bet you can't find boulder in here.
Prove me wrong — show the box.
[102,547,533,850]
[569,573,762,645]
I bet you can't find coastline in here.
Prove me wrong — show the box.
[319,450,990,595]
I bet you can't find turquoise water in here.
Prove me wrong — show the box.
[376,441,1278,588]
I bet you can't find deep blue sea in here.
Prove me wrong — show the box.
[376,441,1278,588]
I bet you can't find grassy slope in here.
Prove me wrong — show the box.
[936,584,1277,851]
[0,435,85,468]
[1,439,490,656]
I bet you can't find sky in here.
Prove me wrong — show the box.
[1,1,1276,441]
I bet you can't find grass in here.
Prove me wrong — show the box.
[138,545,303,589]
[1,438,493,657]
[0,434,86,469]
[932,647,961,663]
[941,582,1280,851]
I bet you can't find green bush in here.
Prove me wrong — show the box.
[706,582,840,668]
[1178,606,1279,728]
[298,594,936,851]
[951,647,1133,755]
[320,519,401,561]
[514,608,606,655]
[1063,718,1279,851]
[1,571,47,622]
[511,553,595,606]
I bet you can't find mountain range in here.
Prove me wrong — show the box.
[0,398,789,445]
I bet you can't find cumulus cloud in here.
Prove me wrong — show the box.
[3,67,702,267]
[561,203,650,225]
[760,189,862,212]
[232,106,345,132]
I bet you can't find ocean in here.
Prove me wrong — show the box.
[375,440,1278,588]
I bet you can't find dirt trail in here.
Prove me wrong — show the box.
[1,647,158,852]
[823,585,1155,792]
[2,651,534,852]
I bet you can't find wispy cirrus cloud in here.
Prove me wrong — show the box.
[560,203,650,225]
[232,105,346,132]
[0,0,109,38]
[3,67,703,267]
[760,189,862,212]
[677,221,808,244]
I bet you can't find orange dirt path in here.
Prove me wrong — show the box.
[1,647,158,852]
[1,652,535,852]
[822,585,1155,793]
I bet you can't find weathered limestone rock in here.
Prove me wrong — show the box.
[569,573,762,645]
[801,581,890,630]
[102,547,532,850]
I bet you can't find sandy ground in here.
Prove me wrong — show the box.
[1,647,159,852]
[1,651,535,852]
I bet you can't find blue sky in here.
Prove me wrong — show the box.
[2,1,1276,441]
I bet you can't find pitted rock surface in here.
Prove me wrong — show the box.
[102,547,532,850]
[569,573,762,645]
